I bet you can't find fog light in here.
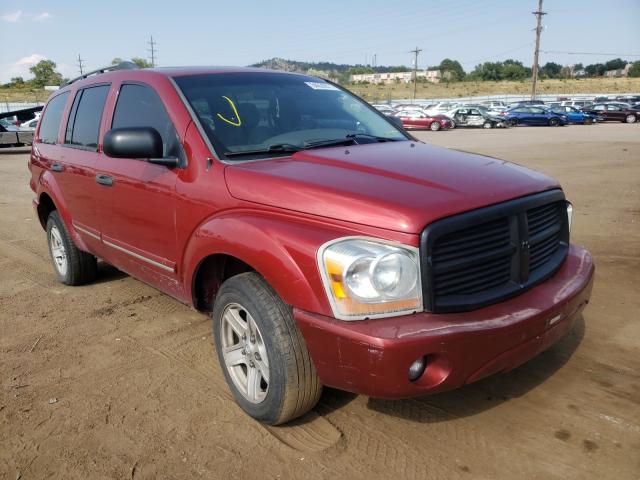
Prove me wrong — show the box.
[408,356,427,381]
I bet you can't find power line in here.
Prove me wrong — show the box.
[542,50,640,57]
[77,54,85,75]
[147,35,157,67]
[409,47,422,102]
[531,0,547,100]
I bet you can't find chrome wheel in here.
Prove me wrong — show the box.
[430,121,441,131]
[221,303,269,404]
[625,114,636,124]
[49,225,68,277]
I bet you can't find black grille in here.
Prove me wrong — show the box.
[420,190,569,313]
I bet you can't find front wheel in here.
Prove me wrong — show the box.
[584,117,593,125]
[625,114,637,124]
[429,121,441,131]
[212,272,322,425]
[482,121,493,129]
[46,211,97,285]
[548,117,560,127]
[510,118,519,127]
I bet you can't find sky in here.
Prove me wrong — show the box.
[1,0,639,83]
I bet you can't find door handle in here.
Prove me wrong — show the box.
[51,163,63,172]
[95,174,113,187]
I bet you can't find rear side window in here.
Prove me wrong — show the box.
[38,92,69,144]
[65,84,110,150]
[112,83,181,158]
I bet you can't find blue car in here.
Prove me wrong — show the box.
[502,106,567,126]
[547,105,599,124]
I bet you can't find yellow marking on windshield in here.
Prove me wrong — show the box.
[216,96,242,127]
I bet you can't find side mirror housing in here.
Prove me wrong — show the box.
[104,126,165,160]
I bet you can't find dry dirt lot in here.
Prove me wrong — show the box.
[1,123,639,479]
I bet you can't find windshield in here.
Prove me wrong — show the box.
[174,72,407,159]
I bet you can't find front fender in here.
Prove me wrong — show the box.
[182,211,362,316]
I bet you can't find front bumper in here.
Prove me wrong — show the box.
[295,244,594,399]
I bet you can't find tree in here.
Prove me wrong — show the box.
[438,58,465,82]
[131,57,153,68]
[29,59,63,87]
[628,61,640,78]
[111,57,152,68]
[9,77,26,88]
[540,62,562,79]
[502,59,530,80]
[604,58,627,71]
[573,63,583,71]
[584,63,605,76]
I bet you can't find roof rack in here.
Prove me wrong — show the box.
[63,61,140,86]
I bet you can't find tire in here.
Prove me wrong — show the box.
[625,114,637,124]
[212,272,322,425]
[584,117,593,125]
[548,117,560,127]
[510,118,519,127]
[429,121,441,131]
[482,121,493,129]
[46,211,97,285]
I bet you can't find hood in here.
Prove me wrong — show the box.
[224,141,559,234]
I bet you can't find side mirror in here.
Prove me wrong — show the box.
[103,127,179,167]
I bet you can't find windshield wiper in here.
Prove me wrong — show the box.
[224,143,302,158]
[345,133,400,142]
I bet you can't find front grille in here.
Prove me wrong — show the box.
[420,190,569,313]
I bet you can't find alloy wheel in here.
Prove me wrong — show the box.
[49,225,68,277]
[220,303,269,404]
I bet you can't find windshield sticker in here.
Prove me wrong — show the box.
[305,82,339,91]
[216,96,242,127]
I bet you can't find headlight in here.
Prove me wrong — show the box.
[566,202,573,233]
[317,237,422,320]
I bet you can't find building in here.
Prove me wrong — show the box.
[350,69,446,84]
[604,63,632,78]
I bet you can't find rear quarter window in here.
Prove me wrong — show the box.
[38,92,70,144]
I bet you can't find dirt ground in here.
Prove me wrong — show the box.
[1,123,639,479]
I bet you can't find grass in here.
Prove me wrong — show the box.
[0,88,51,104]
[346,77,640,102]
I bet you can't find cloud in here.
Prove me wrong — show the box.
[33,12,52,22]
[1,54,46,83]
[2,10,22,22]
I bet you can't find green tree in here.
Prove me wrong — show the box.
[573,63,583,71]
[111,57,124,65]
[502,59,529,80]
[540,62,562,78]
[604,58,627,71]
[628,61,640,78]
[29,59,63,87]
[438,58,465,81]
[9,77,27,88]
[131,57,153,68]
[584,63,605,76]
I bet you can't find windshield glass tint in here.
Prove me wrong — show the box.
[173,72,406,158]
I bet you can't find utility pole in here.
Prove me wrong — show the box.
[531,0,546,99]
[409,47,422,102]
[77,54,85,75]
[148,35,157,67]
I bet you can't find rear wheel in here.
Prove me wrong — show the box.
[625,114,637,124]
[584,117,593,125]
[212,272,322,425]
[429,121,441,131]
[548,117,560,127]
[46,211,97,285]
[510,118,519,127]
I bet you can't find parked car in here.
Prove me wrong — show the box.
[19,118,40,131]
[371,104,396,116]
[547,106,599,124]
[583,103,639,123]
[560,100,593,109]
[615,95,640,104]
[502,106,567,126]
[445,107,507,128]
[479,100,507,108]
[507,100,546,109]
[394,110,453,130]
[29,64,594,425]
[423,102,461,116]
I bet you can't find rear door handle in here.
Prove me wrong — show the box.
[95,174,113,187]
[51,163,63,172]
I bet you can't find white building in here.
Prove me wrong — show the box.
[350,69,445,84]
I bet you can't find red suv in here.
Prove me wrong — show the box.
[29,64,594,424]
